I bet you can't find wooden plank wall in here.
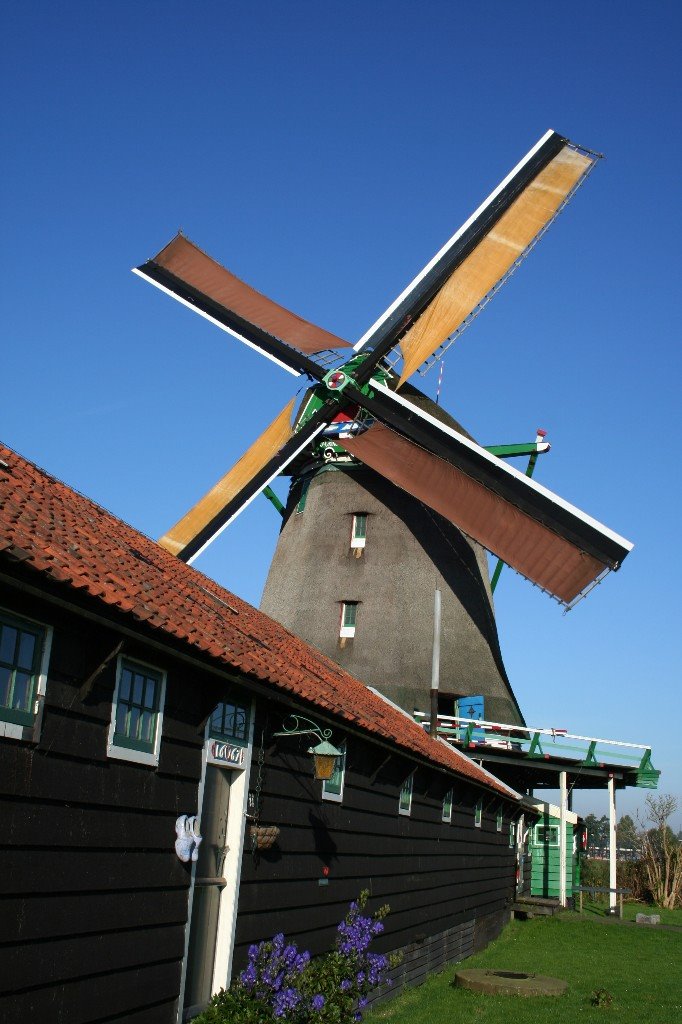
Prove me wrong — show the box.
[0,586,214,1024]
[234,706,518,975]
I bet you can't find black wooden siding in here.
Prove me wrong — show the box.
[0,586,215,1024]
[234,707,518,974]
[1,583,519,1023]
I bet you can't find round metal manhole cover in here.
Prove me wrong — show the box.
[454,969,568,997]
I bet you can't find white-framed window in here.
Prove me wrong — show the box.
[510,821,518,848]
[322,739,346,803]
[0,608,52,741]
[442,788,453,823]
[209,699,250,747]
[107,655,166,766]
[350,513,367,550]
[474,798,483,828]
[534,823,559,846]
[339,602,358,638]
[399,771,414,816]
[496,806,503,832]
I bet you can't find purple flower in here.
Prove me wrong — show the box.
[311,994,326,1011]
[340,979,352,992]
[272,987,301,1017]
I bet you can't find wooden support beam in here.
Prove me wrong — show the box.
[559,770,568,908]
[608,775,618,913]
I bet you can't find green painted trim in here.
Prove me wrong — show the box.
[527,732,545,759]
[296,478,312,514]
[484,442,545,458]
[262,486,285,516]
[489,442,542,592]
[490,558,504,593]
[636,749,660,789]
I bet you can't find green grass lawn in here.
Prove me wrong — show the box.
[367,915,681,1024]
[570,899,682,927]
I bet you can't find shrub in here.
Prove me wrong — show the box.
[194,892,400,1024]
[580,858,649,904]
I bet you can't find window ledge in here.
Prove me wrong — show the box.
[107,742,159,767]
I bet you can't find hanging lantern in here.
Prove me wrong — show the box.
[310,738,343,781]
[274,714,343,782]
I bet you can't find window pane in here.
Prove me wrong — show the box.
[140,709,155,744]
[143,677,157,709]
[343,603,357,627]
[129,705,141,740]
[12,672,32,712]
[0,625,17,664]
[17,631,37,671]
[353,514,367,539]
[119,668,132,702]
[132,673,144,706]
[234,707,247,740]
[0,665,11,707]
[115,703,128,737]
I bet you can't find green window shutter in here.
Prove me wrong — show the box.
[0,612,45,727]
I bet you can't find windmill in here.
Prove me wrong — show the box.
[134,129,633,724]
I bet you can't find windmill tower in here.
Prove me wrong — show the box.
[134,130,633,725]
[260,385,525,724]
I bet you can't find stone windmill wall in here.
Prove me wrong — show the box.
[260,387,524,726]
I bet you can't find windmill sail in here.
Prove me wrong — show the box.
[340,383,632,606]
[158,400,327,563]
[134,233,349,378]
[353,131,599,386]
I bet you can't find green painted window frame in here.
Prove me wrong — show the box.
[340,601,358,637]
[108,656,166,766]
[474,798,483,828]
[399,771,414,816]
[496,807,503,832]
[209,699,250,747]
[442,788,453,823]
[510,821,517,848]
[322,739,346,803]
[0,609,52,737]
[351,513,367,548]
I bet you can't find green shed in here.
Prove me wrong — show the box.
[525,798,581,901]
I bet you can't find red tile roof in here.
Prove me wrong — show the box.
[0,443,519,800]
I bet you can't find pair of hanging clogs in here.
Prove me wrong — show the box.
[175,814,203,863]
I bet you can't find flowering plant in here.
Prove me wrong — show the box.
[195,892,400,1024]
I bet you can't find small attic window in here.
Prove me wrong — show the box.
[474,798,483,828]
[340,602,358,638]
[399,771,414,816]
[350,513,367,549]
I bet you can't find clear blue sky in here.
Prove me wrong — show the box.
[2,2,680,825]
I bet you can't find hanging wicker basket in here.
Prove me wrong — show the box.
[250,825,280,850]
